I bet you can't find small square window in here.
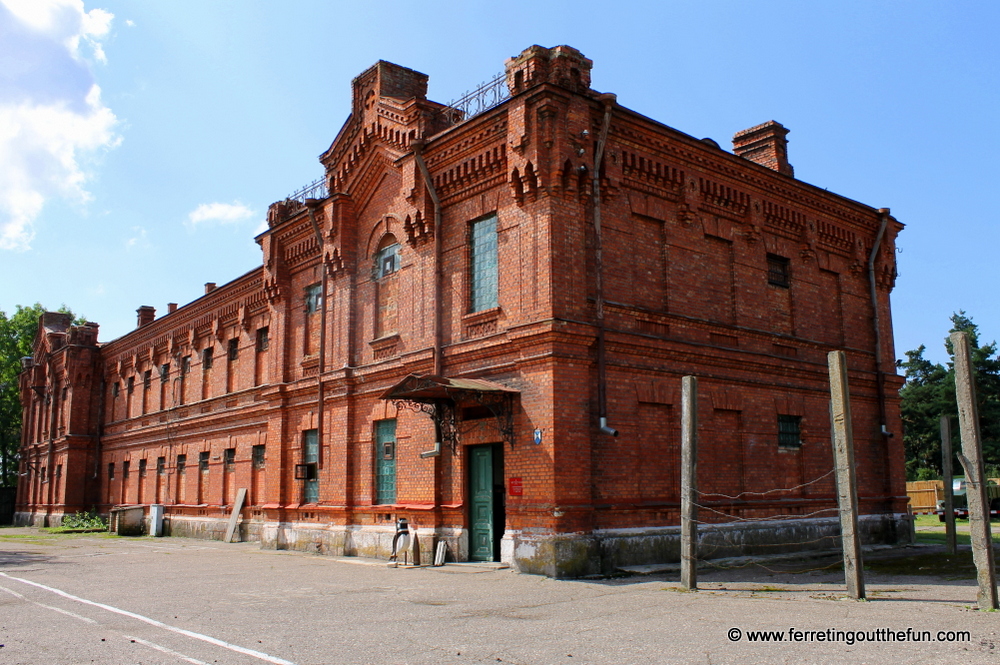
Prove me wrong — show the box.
[767,254,790,288]
[257,327,269,352]
[778,414,802,449]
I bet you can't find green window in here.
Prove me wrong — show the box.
[303,430,319,503]
[778,414,802,449]
[469,214,498,312]
[375,420,396,505]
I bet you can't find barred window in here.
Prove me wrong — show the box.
[767,254,790,288]
[256,327,269,352]
[778,414,802,449]
[224,447,236,471]
[199,451,210,472]
[469,214,499,312]
[252,444,266,469]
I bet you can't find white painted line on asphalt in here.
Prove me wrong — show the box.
[2,583,98,623]
[126,635,214,665]
[35,602,99,624]
[0,572,298,665]
[0,584,25,598]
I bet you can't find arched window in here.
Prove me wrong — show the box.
[374,235,400,337]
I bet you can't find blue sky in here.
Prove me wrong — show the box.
[1,1,997,367]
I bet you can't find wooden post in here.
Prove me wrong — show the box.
[828,351,865,600]
[950,331,999,610]
[940,415,957,555]
[680,375,698,591]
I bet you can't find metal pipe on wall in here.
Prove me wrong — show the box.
[306,201,327,469]
[593,93,618,438]
[868,208,891,438]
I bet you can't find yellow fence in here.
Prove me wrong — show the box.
[906,480,943,513]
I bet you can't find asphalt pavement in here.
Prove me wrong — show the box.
[0,528,996,665]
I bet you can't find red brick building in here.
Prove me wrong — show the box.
[17,46,906,576]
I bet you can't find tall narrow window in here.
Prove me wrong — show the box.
[305,283,322,314]
[375,419,397,505]
[202,347,213,400]
[142,370,151,415]
[302,430,319,503]
[304,283,322,356]
[374,236,400,337]
[255,327,269,386]
[199,451,210,472]
[227,339,238,393]
[469,214,499,312]
[224,448,236,472]
[252,444,266,469]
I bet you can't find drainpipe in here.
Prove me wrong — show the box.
[306,200,327,468]
[868,208,892,438]
[412,138,444,460]
[593,93,618,438]
[411,139,443,378]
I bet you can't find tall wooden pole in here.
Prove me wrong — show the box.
[680,375,698,591]
[828,351,865,600]
[950,331,999,610]
[940,415,957,555]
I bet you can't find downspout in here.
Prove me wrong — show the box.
[306,200,327,469]
[45,359,57,514]
[868,208,891,438]
[412,138,443,458]
[593,93,618,437]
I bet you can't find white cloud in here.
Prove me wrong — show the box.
[0,0,120,251]
[125,225,148,250]
[2,0,112,63]
[187,201,256,227]
[125,19,134,28]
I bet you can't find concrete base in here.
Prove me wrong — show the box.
[508,514,910,578]
[21,510,909,578]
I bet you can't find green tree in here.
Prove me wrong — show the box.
[898,311,1000,479]
[0,304,81,487]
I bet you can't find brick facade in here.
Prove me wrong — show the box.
[17,46,906,577]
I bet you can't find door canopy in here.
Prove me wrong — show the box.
[380,374,518,450]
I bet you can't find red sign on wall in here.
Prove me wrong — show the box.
[508,477,523,496]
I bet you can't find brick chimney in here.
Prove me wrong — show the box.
[136,306,155,328]
[205,282,217,294]
[167,303,178,314]
[732,121,793,176]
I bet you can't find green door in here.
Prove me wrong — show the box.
[469,445,494,561]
